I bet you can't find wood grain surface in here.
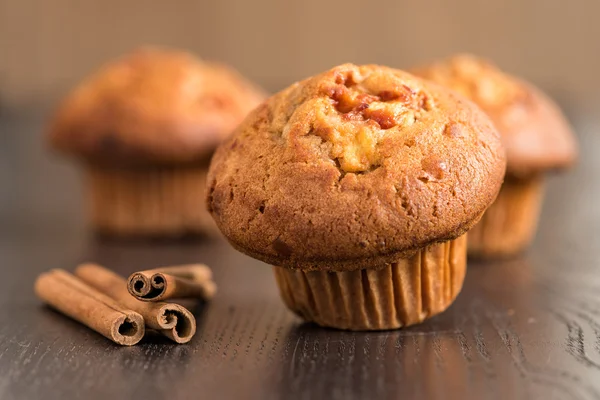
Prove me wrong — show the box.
[0,115,599,399]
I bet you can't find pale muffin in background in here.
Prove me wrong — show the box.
[414,54,578,258]
[48,47,265,238]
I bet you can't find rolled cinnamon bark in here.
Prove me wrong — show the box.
[127,264,216,302]
[75,263,197,344]
[34,269,145,346]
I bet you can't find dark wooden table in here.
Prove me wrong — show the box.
[1,113,599,400]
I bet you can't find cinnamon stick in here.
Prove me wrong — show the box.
[75,263,196,344]
[34,269,145,346]
[127,264,216,302]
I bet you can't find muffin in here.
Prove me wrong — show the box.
[413,55,577,258]
[48,48,265,237]
[207,64,506,330]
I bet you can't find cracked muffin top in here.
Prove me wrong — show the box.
[207,64,506,271]
[48,47,266,166]
[413,54,577,177]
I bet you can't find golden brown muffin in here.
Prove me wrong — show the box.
[413,54,578,257]
[48,47,265,237]
[207,64,506,330]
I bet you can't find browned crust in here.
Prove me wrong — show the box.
[412,54,578,177]
[47,47,266,166]
[207,64,506,271]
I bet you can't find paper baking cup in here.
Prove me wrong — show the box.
[468,175,544,258]
[86,166,216,237]
[273,234,467,330]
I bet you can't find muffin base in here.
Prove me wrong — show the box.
[273,234,467,331]
[87,166,216,237]
[467,175,545,258]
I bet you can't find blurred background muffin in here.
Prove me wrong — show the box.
[413,54,577,257]
[47,47,265,237]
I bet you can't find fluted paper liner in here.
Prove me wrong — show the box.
[87,166,216,237]
[468,175,544,258]
[273,234,467,330]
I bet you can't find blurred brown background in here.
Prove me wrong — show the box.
[0,0,598,226]
[1,0,598,111]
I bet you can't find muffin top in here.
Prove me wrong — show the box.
[207,64,506,271]
[48,48,265,166]
[413,54,577,177]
